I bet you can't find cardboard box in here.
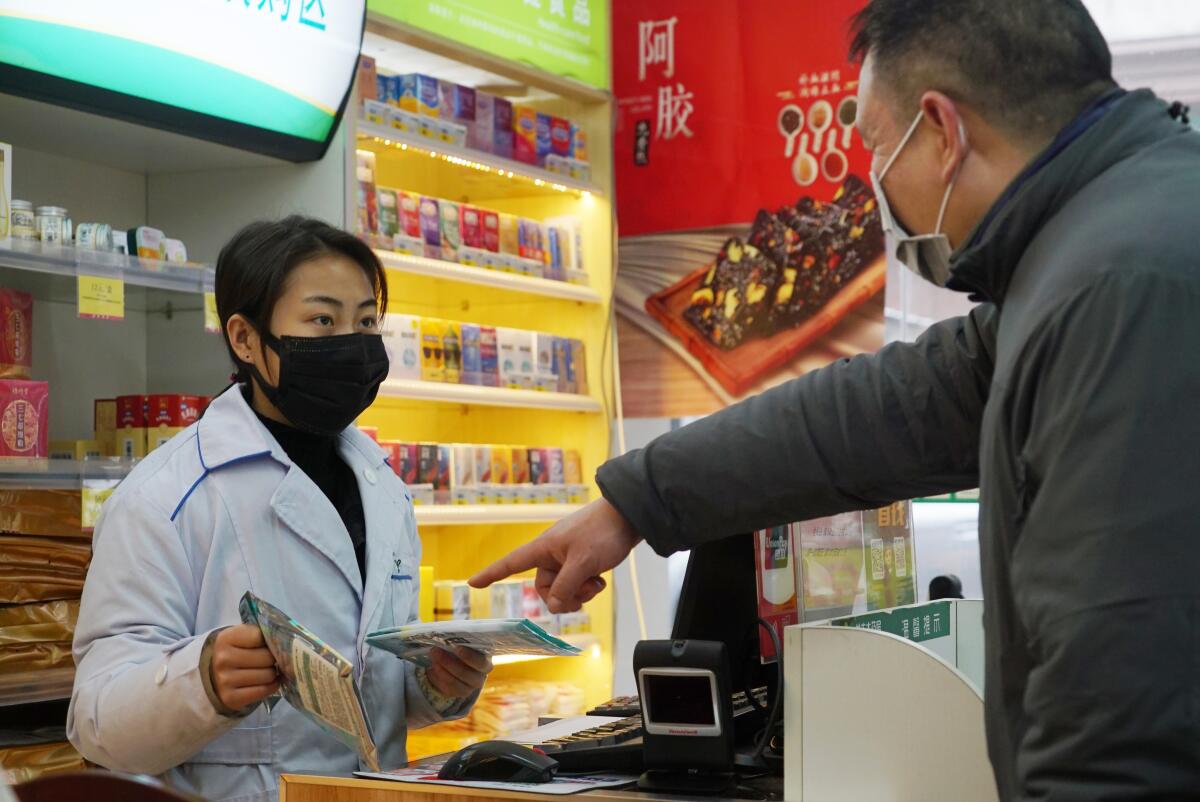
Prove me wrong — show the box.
[435,444,452,504]
[535,334,558,378]
[383,313,421,381]
[399,74,440,117]
[535,113,553,167]
[398,192,421,238]
[420,319,446,382]
[528,448,550,485]
[418,443,440,488]
[397,443,420,485]
[563,449,583,485]
[146,394,200,452]
[442,322,462,384]
[0,288,33,378]
[460,206,484,251]
[0,379,48,459]
[554,337,574,393]
[376,188,399,247]
[439,82,475,125]
[571,123,588,161]
[379,440,403,476]
[116,394,147,459]
[513,106,538,164]
[498,214,520,259]
[473,445,493,485]
[460,323,482,386]
[439,201,462,263]
[482,211,500,254]
[569,339,588,395]
[513,448,533,485]
[377,73,399,105]
[496,328,521,387]
[0,141,10,247]
[357,55,378,102]
[419,196,441,260]
[478,326,499,387]
[493,96,514,159]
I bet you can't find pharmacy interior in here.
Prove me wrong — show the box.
[0,1,1193,801]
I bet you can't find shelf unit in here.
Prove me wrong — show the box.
[378,379,602,413]
[0,668,76,708]
[354,10,618,753]
[375,249,602,304]
[0,241,213,294]
[414,503,583,527]
[356,121,602,197]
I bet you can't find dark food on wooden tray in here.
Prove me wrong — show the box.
[684,175,884,350]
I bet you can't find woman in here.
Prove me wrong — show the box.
[67,217,490,802]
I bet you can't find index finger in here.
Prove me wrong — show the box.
[469,538,548,589]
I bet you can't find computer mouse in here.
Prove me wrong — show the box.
[438,740,559,784]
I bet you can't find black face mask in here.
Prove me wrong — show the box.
[246,331,389,436]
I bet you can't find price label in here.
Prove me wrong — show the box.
[82,482,118,531]
[78,274,125,320]
[204,291,220,333]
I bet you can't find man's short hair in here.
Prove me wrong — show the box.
[850,0,1117,144]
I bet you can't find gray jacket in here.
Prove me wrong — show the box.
[598,89,1200,800]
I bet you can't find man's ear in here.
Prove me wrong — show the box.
[919,91,970,183]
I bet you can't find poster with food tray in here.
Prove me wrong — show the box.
[645,176,886,397]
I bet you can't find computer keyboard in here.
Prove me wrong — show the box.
[587,688,769,719]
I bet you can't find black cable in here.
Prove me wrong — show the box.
[753,618,784,763]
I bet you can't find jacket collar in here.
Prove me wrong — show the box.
[197,385,388,472]
[948,89,1189,304]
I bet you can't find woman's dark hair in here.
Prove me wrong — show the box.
[215,215,388,381]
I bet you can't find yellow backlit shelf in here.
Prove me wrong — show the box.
[414,504,583,527]
[492,634,600,666]
[378,379,602,413]
[356,121,602,198]
[376,250,602,305]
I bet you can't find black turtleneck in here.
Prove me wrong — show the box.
[254,410,367,583]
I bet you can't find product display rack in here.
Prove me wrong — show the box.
[0,241,214,295]
[375,249,603,304]
[353,10,617,753]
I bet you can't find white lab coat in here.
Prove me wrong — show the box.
[67,387,471,802]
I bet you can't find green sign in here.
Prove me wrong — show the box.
[369,0,609,91]
[832,602,952,645]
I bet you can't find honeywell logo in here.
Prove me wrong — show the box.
[666,728,700,736]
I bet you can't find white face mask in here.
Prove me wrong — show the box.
[869,111,967,287]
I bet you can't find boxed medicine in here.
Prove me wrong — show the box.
[420,319,446,382]
[513,106,538,164]
[115,394,147,459]
[0,288,33,378]
[460,323,482,386]
[442,322,462,385]
[439,201,461,263]
[383,314,421,381]
[0,380,48,460]
[399,74,440,117]
[419,196,441,260]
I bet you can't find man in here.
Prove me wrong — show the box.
[474,0,1200,797]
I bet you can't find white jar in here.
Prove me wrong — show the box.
[10,200,35,240]
[35,206,68,244]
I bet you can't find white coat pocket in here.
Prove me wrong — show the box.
[189,709,274,765]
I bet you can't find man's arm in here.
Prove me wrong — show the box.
[599,303,996,555]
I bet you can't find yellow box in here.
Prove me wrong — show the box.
[93,399,116,434]
[116,428,147,460]
[48,440,103,461]
[419,566,435,622]
[95,431,116,457]
[147,427,183,453]
[420,318,446,383]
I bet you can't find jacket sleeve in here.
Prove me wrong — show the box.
[598,303,997,556]
[402,505,477,729]
[67,486,241,774]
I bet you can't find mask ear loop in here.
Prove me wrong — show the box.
[934,119,970,236]
[878,111,925,180]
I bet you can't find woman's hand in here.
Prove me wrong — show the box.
[211,624,281,711]
[426,646,492,699]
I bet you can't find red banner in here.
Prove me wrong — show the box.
[615,0,871,237]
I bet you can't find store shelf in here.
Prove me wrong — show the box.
[356,121,603,197]
[0,458,133,490]
[414,504,583,527]
[0,241,213,294]
[492,634,599,667]
[0,667,75,707]
[379,379,602,413]
[376,250,602,304]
